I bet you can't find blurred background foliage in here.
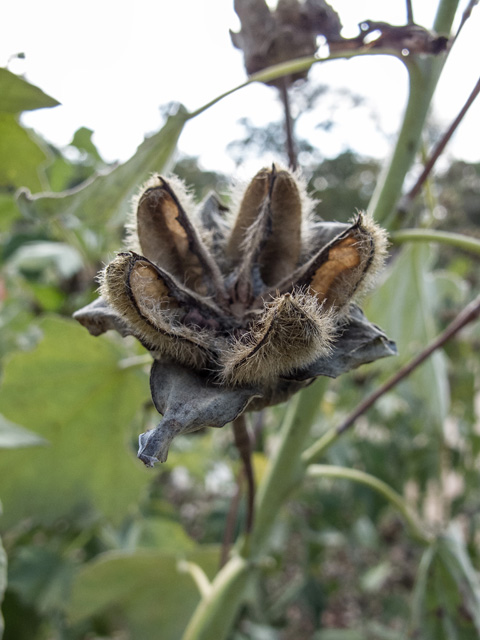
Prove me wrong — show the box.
[1,25,480,639]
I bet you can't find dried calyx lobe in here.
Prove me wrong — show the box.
[74,166,396,466]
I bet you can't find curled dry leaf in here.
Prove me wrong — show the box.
[231,0,448,89]
[74,166,396,465]
[231,0,342,86]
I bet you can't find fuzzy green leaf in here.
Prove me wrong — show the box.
[0,523,6,638]
[0,316,150,528]
[0,114,50,192]
[17,106,190,231]
[68,547,219,639]
[0,415,47,448]
[0,68,60,113]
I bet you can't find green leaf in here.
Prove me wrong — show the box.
[0,68,60,113]
[314,631,366,640]
[365,243,450,429]
[7,241,84,279]
[438,525,480,634]
[68,547,219,639]
[0,521,6,639]
[0,316,151,528]
[7,546,75,615]
[409,532,480,639]
[0,193,21,233]
[137,517,196,553]
[0,415,47,448]
[0,114,50,192]
[70,127,104,164]
[17,106,190,234]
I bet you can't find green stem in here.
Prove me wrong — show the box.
[182,379,328,640]
[187,43,443,122]
[181,555,250,640]
[368,0,460,229]
[178,561,212,598]
[391,228,480,255]
[306,464,431,543]
[301,425,338,466]
[249,377,329,553]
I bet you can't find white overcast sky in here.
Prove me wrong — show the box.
[1,1,479,177]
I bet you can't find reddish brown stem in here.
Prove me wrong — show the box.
[337,293,480,435]
[233,415,255,533]
[407,74,480,203]
[219,474,242,568]
[219,416,255,567]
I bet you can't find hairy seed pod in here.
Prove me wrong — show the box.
[75,166,395,466]
[273,213,387,313]
[100,252,217,368]
[221,290,335,386]
[258,168,302,286]
[135,176,225,298]
[226,167,270,263]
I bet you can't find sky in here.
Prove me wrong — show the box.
[1,0,479,178]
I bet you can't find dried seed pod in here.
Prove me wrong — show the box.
[100,252,218,368]
[227,166,304,311]
[75,165,395,466]
[134,176,225,298]
[258,168,302,286]
[227,167,271,263]
[221,290,334,386]
[274,213,387,313]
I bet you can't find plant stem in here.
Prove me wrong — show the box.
[182,555,250,640]
[368,0,460,229]
[178,561,212,598]
[301,425,338,466]
[250,378,328,553]
[306,464,430,542]
[279,78,297,170]
[406,74,480,203]
[182,379,328,640]
[232,415,255,533]
[406,0,414,23]
[391,228,480,255]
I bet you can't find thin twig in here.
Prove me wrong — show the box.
[406,0,414,24]
[232,415,255,533]
[451,0,479,46]
[278,77,297,170]
[219,474,242,569]
[336,293,480,435]
[406,74,480,203]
